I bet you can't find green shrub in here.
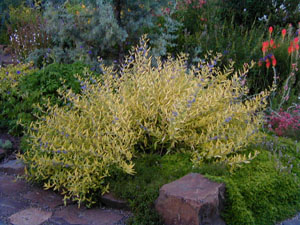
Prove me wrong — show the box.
[0,62,96,135]
[0,63,36,133]
[31,0,170,66]
[20,37,269,206]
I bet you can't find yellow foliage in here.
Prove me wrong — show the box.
[20,36,269,206]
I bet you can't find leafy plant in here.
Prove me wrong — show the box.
[20,37,269,207]
[0,139,13,149]
[0,63,36,133]
[0,62,96,135]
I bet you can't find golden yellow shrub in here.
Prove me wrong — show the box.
[20,37,269,206]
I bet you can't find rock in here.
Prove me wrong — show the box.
[282,220,300,225]
[155,173,226,225]
[53,205,89,224]
[23,188,64,209]
[0,176,31,196]
[0,160,25,175]
[100,192,129,210]
[0,197,28,217]
[53,205,127,225]
[9,208,52,225]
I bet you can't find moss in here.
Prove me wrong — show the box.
[110,135,300,225]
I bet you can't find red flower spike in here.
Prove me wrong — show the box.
[272,57,277,67]
[288,46,294,54]
[296,44,299,51]
[282,29,287,38]
[266,58,271,68]
[270,39,274,47]
[294,37,299,44]
[269,26,273,34]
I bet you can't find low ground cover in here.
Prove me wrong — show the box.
[110,135,300,225]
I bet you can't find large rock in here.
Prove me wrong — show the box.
[155,173,226,225]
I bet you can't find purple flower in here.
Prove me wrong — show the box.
[16,71,21,74]
[172,111,178,117]
[81,85,87,90]
[188,98,196,104]
[140,125,148,131]
[225,117,232,123]
[210,136,219,140]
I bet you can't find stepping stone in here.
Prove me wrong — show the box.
[282,220,300,225]
[23,188,64,209]
[0,160,24,175]
[0,176,31,196]
[46,217,77,225]
[53,205,126,225]
[9,208,52,225]
[155,173,226,225]
[53,205,89,224]
[0,197,27,217]
[83,208,126,225]
[100,192,128,210]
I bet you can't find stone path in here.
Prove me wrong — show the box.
[0,160,131,225]
[277,213,300,225]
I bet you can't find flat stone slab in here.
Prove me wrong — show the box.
[0,176,31,196]
[9,208,52,225]
[23,189,64,209]
[53,205,126,225]
[0,160,25,175]
[100,192,128,210]
[282,221,300,225]
[0,197,27,217]
[155,173,226,225]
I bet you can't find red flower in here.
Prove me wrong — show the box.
[270,39,274,47]
[272,57,277,67]
[282,29,287,38]
[288,46,294,54]
[269,26,273,34]
[262,41,269,53]
[266,58,271,68]
[294,37,299,44]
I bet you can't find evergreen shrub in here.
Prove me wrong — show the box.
[21,37,269,206]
